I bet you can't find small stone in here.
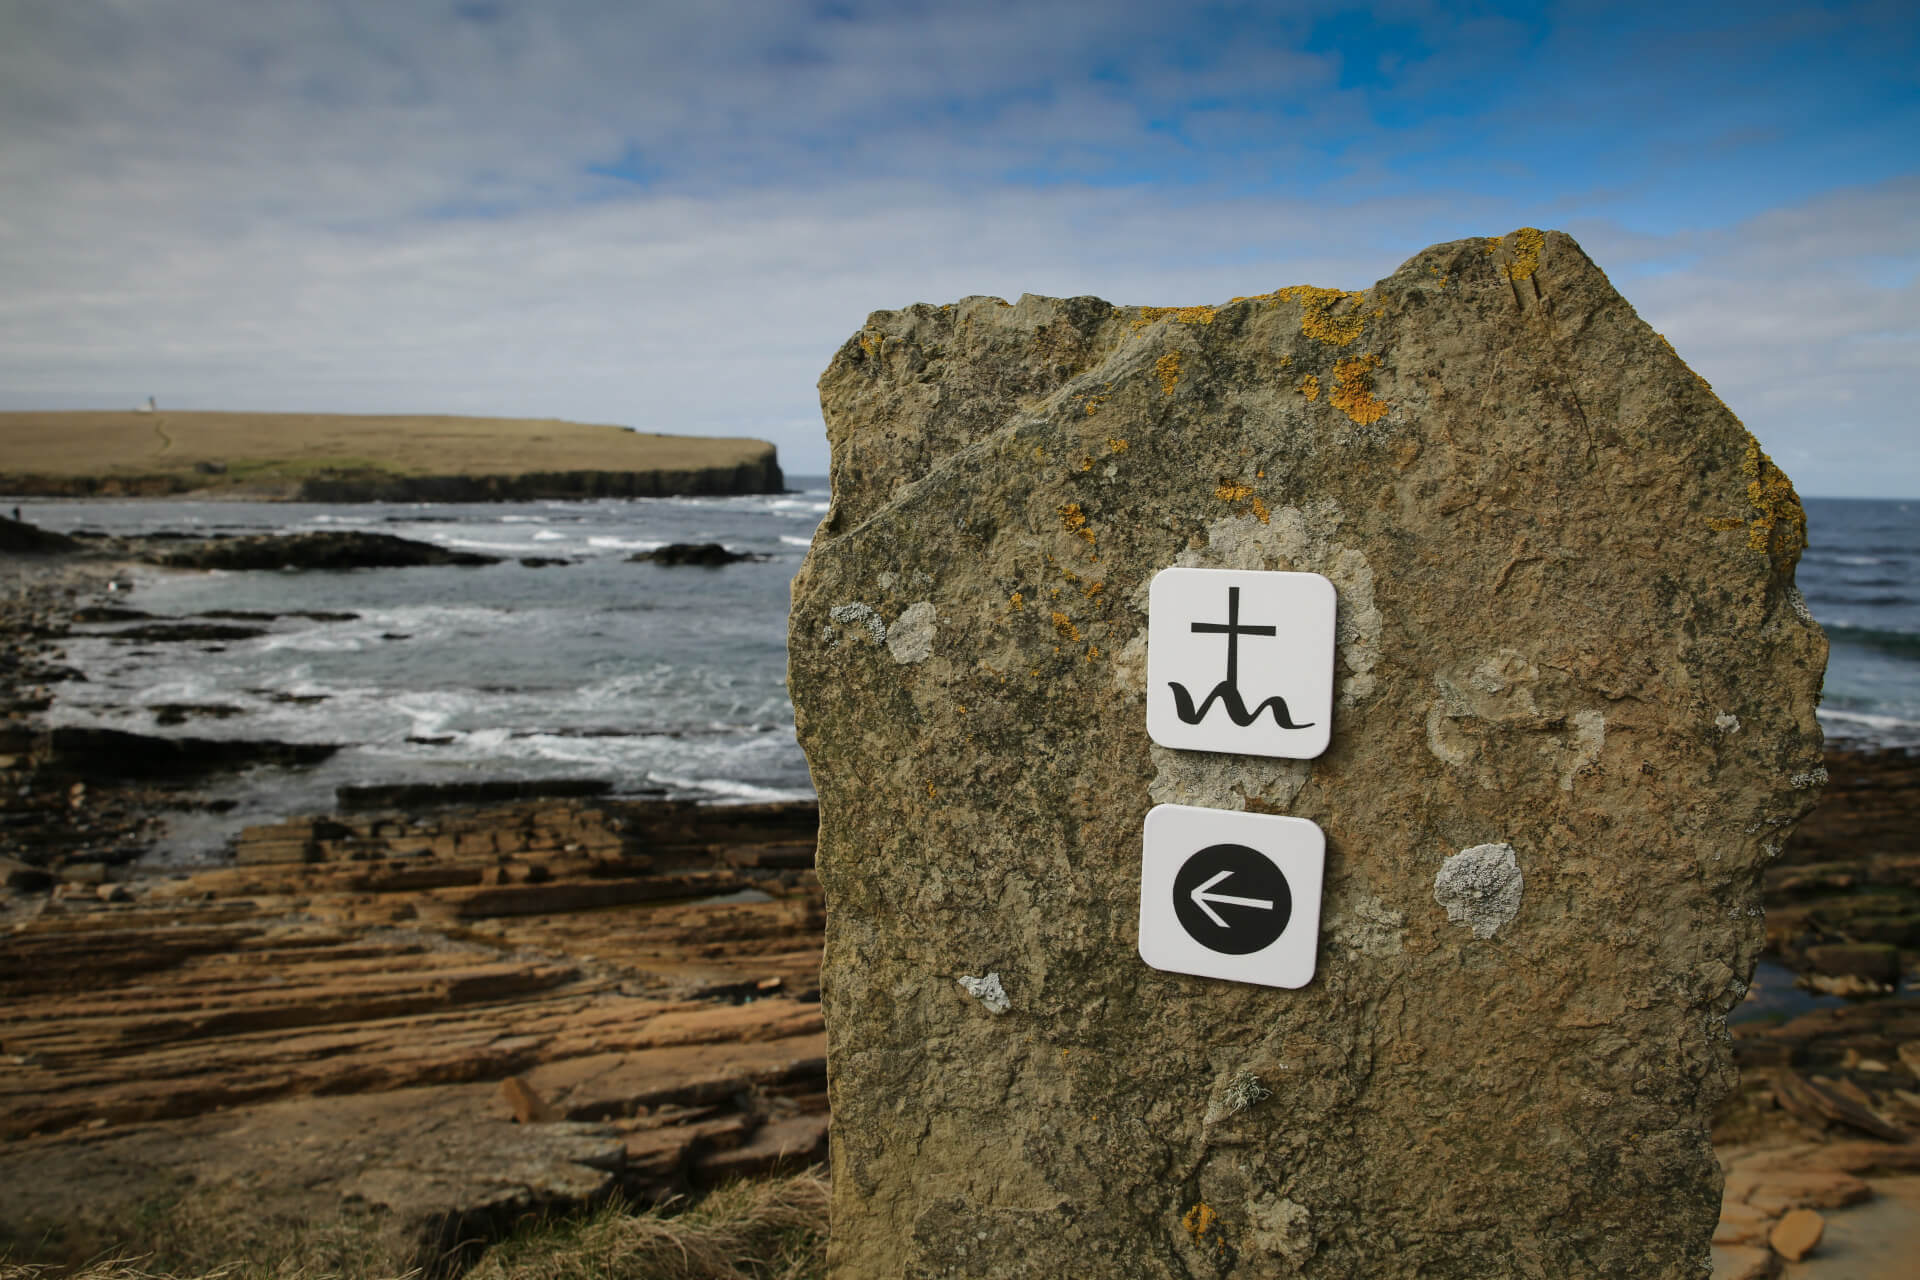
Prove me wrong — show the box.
[1767,1207,1824,1261]
[500,1076,560,1124]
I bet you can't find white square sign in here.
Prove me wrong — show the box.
[1146,567,1335,759]
[1139,804,1325,989]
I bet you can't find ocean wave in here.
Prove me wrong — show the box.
[779,535,813,547]
[433,536,558,554]
[1818,707,1920,741]
[1822,623,1920,658]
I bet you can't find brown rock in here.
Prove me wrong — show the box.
[1899,1041,1920,1080]
[1768,1206,1825,1261]
[1806,942,1902,985]
[1744,1170,1872,1214]
[791,228,1826,1278]
[1712,1200,1773,1247]
[500,1076,560,1124]
[1709,1244,1777,1280]
[1775,1070,1912,1143]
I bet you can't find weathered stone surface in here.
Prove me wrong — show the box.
[790,229,1827,1277]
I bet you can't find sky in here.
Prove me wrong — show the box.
[1,1,1915,496]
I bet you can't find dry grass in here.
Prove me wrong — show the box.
[0,411,770,484]
[0,1172,828,1280]
[467,1174,828,1280]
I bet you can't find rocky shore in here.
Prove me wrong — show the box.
[3,544,1917,1277]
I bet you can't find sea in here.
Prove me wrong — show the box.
[10,489,1917,862]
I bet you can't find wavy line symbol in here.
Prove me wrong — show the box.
[1167,679,1314,729]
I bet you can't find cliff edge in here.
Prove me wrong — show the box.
[0,411,783,501]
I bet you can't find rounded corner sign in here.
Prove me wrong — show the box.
[1146,567,1335,760]
[1139,804,1325,989]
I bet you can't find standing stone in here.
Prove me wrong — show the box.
[789,229,1826,1278]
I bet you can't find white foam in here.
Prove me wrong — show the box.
[647,772,815,804]
[435,537,554,554]
[780,535,813,547]
[531,529,568,542]
[1818,708,1920,734]
[586,536,667,551]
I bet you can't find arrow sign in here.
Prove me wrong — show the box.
[1189,869,1274,929]
[1140,804,1325,988]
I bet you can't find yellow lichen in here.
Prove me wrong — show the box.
[1079,454,1095,471]
[1085,645,1100,662]
[1706,516,1745,532]
[1215,483,1253,502]
[1295,373,1321,401]
[1500,227,1545,281]
[1182,1202,1218,1239]
[1276,285,1368,346]
[1106,437,1128,453]
[1009,592,1024,611]
[1084,581,1104,598]
[1330,354,1389,424]
[1082,394,1109,416]
[1251,496,1271,525]
[1155,351,1183,396]
[1051,611,1080,642]
[1739,438,1807,557]
[1059,502,1096,545]
[857,331,881,359]
[1131,304,1216,332]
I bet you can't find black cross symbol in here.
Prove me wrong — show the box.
[1190,586,1276,689]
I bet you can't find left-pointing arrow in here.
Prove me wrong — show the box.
[1190,868,1274,929]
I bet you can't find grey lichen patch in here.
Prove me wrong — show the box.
[1148,743,1310,812]
[1108,629,1148,699]
[957,972,1010,1014]
[1246,1193,1315,1268]
[1214,1072,1272,1121]
[829,601,887,646]
[1714,712,1741,734]
[1552,710,1606,792]
[1434,842,1524,939]
[887,601,937,663]
[1330,895,1406,958]
[1172,508,1382,706]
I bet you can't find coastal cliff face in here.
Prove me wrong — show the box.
[790,230,1828,1277]
[0,457,784,502]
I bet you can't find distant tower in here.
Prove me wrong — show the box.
[140,396,156,413]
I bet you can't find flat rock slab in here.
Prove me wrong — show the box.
[790,229,1827,1277]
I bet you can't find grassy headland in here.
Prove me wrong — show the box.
[0,411,782,501]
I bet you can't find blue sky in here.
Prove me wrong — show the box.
[2,1,1914,494]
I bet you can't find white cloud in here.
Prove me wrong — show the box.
[1,2,1913,492]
